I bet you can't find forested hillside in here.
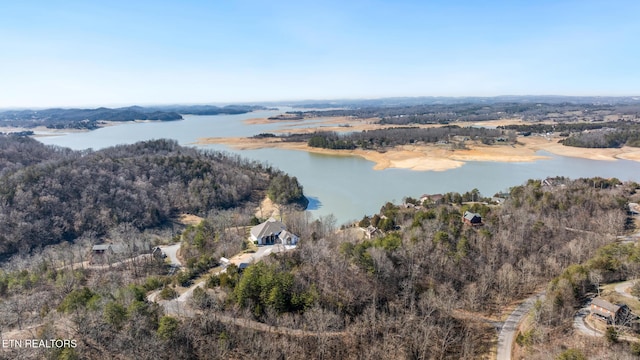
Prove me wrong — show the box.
[0,176,636,359]
[194,178,631,359]
[0,136,305,258]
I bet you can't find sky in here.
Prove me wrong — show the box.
[1,0,639,108]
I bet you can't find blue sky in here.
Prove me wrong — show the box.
[1,0,639,107]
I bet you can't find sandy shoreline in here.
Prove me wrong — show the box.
[0,125,90,136]
[195,132,640,172]
[194,137,552,171]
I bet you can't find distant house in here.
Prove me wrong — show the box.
[462,211,482,226]
[491,197,506,205]
[590,298,631,325]
[250,218,299,245]
[364,225,380,239]
[90,243,126,264]
[420,194,444,205]
[542,178,554,187]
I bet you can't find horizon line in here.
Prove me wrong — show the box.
[2,94,640,111]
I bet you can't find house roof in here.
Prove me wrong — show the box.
[278,230,296,242]
[91,244,126,253]
[420,194,444,202]
[463,211,481,221]
[591,298,621,314]
[250,218,286,239]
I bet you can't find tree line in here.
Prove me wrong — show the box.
[560,125,640,148]
[275,126,514,150]
[281,102,640,125]
[499,121,640,148]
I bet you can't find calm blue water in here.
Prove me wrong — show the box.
[36,111,640,224]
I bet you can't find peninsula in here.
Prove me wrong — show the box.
[196,115,640,171]
[0,104,264,131]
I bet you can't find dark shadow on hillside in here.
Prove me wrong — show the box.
[305,196,322,210]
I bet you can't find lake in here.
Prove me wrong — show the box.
[36,110,640,224]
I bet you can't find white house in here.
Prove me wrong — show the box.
[250,218,299,245]
[278,230,299,245]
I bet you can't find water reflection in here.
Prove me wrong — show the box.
[305,197,322,211]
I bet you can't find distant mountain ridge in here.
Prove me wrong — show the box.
[260,95,640,108]
[0,104,265,130]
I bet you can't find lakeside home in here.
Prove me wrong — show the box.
[250,218,299,245]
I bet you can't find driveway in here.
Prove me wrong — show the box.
[573,305,600,337]
[153,245,297,316]
[159,243,182,267]
[615,280,635,299]
[229,244,294,266]
[496,291,545,360]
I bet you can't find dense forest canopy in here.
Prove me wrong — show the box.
[0,136,304,258]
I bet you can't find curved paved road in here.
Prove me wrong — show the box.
[496,291,545,360]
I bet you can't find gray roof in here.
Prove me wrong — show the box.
[91,244,126,253]
[278,230,296,242]
[250,218,286,239]
[591,298,621,314]
[463,211,481,221]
